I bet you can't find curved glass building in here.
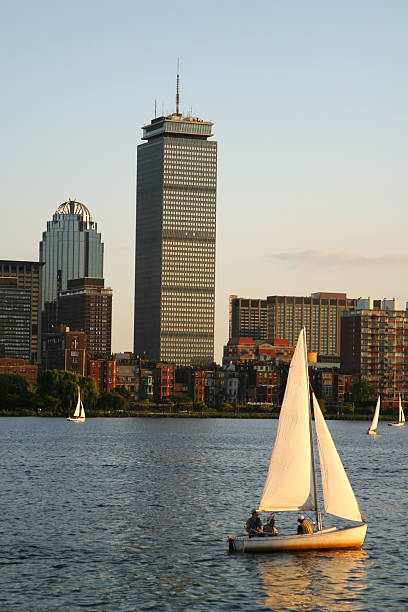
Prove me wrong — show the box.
[39,200,104,345]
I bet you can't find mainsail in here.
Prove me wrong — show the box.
[313,394,363,523]
[73,389,81,417]
[258,329,315,512]
[399,395,405,423]
[368,396,380,433]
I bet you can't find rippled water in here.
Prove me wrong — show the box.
[0,417,407,610]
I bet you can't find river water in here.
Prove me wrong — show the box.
[0,417,406,611]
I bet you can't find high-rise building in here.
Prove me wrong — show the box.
[0,260,42,362]
[134,96,217,366]
[39,200,104,358]
[58,278,112,358]
[229,295,268,340]
[341,305,408,408]
[228,291,358,358]
[267,292,358,357]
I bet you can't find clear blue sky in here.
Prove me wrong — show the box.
[2,0,408,360]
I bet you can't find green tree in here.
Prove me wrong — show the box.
[0,373,33,412]
[351,381,376,405]
[97,392,128,412]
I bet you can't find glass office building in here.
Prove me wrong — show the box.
[39,200,104,344]
[134,113,217,365]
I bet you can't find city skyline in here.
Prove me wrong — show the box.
[2,1,408,361]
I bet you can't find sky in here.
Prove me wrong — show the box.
[2,0,408,362]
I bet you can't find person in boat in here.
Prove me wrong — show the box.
[246,509,263,537]
[297,515,313,535]
[263,513,278,536]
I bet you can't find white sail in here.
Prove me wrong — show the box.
[368,396,380,433]
[73,388,81,417]
[80,401,85,419]
[258,329,315,512]
[399,396,405,423]
[313,394,363,523]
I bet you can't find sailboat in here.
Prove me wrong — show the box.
[367,396,380,435]
[228,328,367,553]
[67,386,85,422]
[388,394,405,427]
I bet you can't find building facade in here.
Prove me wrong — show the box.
[0,260,42,362]
[341,306,408,408]
[229,295,268,340]
[43,326,88,375]
[39,200,104,351]
[0,357,38,386]
[134,110,217,366]
[58,277,112,358]
[267,292,358,357]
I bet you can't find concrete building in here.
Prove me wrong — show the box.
[229,295,268,340]
[134,97,217,366]
[341,303,408,408]
[267,292,358,357]
[58,278,112,358]
[39,200,104,355]
[0,260,42,362]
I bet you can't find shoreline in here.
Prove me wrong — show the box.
[0,410,396,421]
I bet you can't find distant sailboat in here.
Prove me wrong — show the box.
[67,387,85,422]
[388,394,405,427]
[367,396,380,435]
[228,328,367,553]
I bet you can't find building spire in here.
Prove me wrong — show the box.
[176,58,181,116]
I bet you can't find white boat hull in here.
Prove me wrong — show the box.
[67,416,85,422]
[367,430,376,435]
[388,422,404,427]
[228,523,367,553]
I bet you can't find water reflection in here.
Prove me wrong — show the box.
[258,550,371,611]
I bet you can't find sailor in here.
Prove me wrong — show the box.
[297,515,313,534]
[246,509,263,537]
[263,513,278,536]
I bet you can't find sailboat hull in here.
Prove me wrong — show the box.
[67,416,85,422]
[367,430,376,435]
[388,423,404,427]
[228,523,367,553]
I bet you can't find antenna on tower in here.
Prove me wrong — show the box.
[154,99,157,119]
[176,57,180,115]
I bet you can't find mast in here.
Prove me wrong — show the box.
[304,329,321,531]
[176,58,181,116]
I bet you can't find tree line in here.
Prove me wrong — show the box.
[0,370,130,416]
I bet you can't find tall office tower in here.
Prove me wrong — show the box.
[134,93,217,365]
[0,260,42,362]
[58,277,112,358]
[229,295,268,340]
[267,292,358,357]
[341,305,408,409]
[39,200,104,355]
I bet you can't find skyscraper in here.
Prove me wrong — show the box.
[134,91,217,366]
[39,200,104,356]
[0,260,42,362]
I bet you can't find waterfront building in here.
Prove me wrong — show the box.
[0,260,42,362]
[229,295,268,340]
[341,303,408,408]
[58,277,112,358]
[39,200,104,352]
[134,89,217,366]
